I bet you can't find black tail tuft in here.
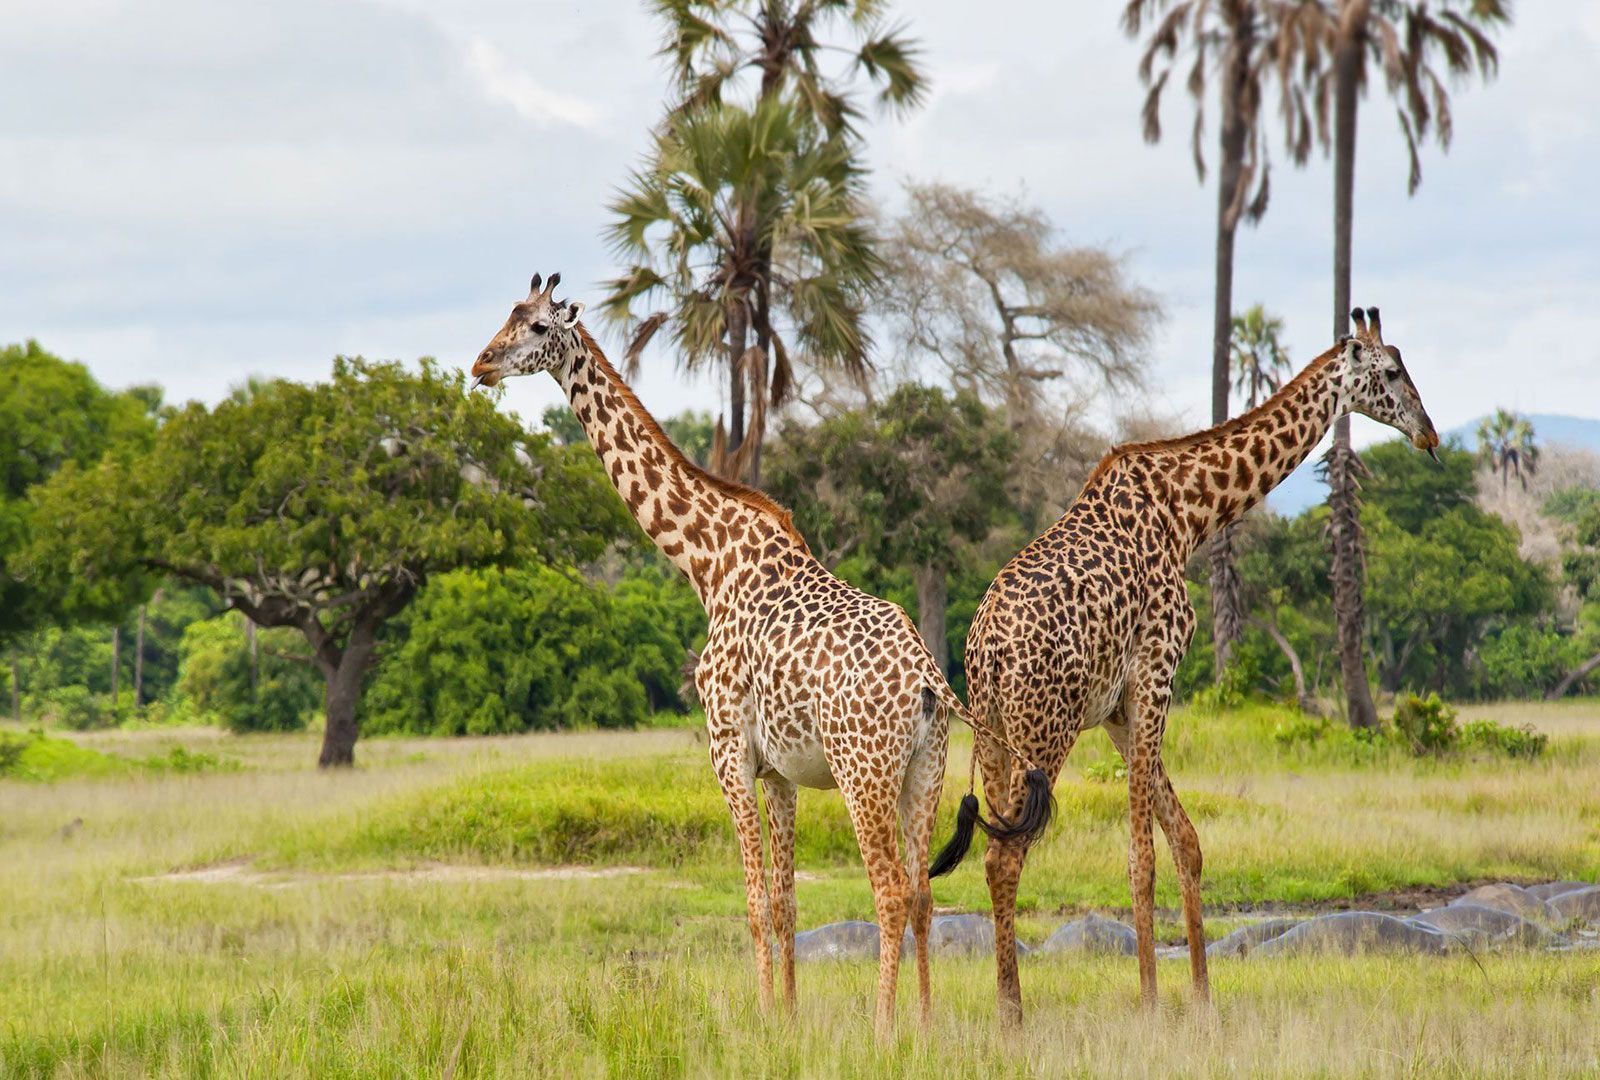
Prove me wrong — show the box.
[928,793,980,878]
[978,768,1055,847]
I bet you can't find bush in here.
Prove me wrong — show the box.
[1391,693,1459,756]
[1474,624,1577,700]
[1189,654,1263,715]
[1272,712,1332,749]
[175,615,321,733]
[1460,719,1548,760]
[28,685,113,730]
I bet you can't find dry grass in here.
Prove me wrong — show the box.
[3,702,1599,1077]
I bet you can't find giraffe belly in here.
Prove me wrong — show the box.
[754,721,837,790]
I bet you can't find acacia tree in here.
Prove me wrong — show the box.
[878,182,1160,520]
[22,359,624,767]
[1124,0,1314,676]
[1477,407,1539,491]
[765,384,1016,670]
[602,97,878,485]
[1304,0,1508,728]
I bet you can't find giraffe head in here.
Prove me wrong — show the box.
[470,273,587,388]
[1338,306,1439,459]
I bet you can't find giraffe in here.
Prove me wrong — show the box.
[936,307,1437,1025]
[469,273,1051,1038]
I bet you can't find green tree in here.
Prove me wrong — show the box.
[1549,502,1600,699]
[21,359,625,766]
[1308,0,1508,729]
[1,341,159,719]
[765,384,1017,670]
[603,97,880,484]
[175,613,322,732]
[1124,0,1317,680]
[1476,407,1539,491]
[1230,304,1293,411]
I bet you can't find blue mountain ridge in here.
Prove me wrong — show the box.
[1267,413,1600,517]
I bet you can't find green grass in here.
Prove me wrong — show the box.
[2,702,1599,1076]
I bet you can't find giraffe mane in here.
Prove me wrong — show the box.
[1078,340,1346,494]
[574,323,812,553]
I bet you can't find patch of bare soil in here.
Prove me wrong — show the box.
[131,861,648,889]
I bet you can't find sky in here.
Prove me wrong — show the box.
[3,0,1597,464]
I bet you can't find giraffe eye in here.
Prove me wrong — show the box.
[532,321,549,335]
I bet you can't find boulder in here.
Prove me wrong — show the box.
[793,921,883,962]
[1250,912,1451,957]
[1549,886,1600,925]
[927,913,1004,957]
[1205,918,1300,958]
[1449,883,1557,925]
[1036,914,1137,957]
[1525,881,1593,901]
[1410,903,1561,948]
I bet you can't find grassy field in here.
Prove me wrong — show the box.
[3,701,1599,1077]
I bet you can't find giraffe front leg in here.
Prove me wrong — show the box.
[1125,735,1159,1009]
[763,776,799,1013]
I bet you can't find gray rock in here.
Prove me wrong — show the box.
[794,920,883,962]
[1449,883,1558,925]
[793,914,1021,962]
[1410,903,1560,948]
[1037,914,1137,956]
[1250,912,1451,957]
[1549,886,1600,925]
[1525,881,1594,901]
[927,913,1002,957]
[1206,918,1300,958]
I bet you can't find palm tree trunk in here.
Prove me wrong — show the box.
[1327,3,1380,731]
[8,649,19,722]
[913,564,950,674]
[110,625,121,711]
[727,300,749,455]
[1208,34,1250,678]
[1548,649,1600,701]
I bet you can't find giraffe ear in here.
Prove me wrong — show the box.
[560,300,585,329]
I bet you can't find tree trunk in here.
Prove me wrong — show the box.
[316,623,378,769]
[1326,6,1379,731]
[1252,616,1317,714]
[1207,33,1251,677]
[1548,649,1600,701]
[8,650,19,722]
[133,605,147,708]
[749,280,772,488]
[110,625,121,711]
[913,564,949,674]
[246,619,259,702]
[727,301,749,455]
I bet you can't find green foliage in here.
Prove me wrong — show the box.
[365,565,702,737]
[1392,692,1460,756]
[1459,719,1548,760]
[1082,759,1127,784]
[175,614,321,733]
[1189,654,1262,715]
[0,729,126,781]
[1362,437,1476,533]
[1474,624,1579,700]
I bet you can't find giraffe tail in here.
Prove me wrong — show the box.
[926,680,1054,879]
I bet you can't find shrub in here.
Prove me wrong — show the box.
[1272,712,1332,749]
[175,614,320,732]
[1460,719,1548,760]
[1474,624,1577,700]
[28,685,112,730]
[1083,760,1127,784]
[1189,654,1263,715]
[1391,693,1459,756]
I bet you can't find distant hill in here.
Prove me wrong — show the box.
[1268,413,1600,516]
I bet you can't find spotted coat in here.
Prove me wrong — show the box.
[967,308,1438,1024]
[472,274,960,1037]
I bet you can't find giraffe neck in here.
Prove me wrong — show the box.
[554,328,804,607]
[1137,343,1349,557]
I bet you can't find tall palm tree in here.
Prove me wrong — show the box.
[602,97,879,484]
[1230,304,1293,410]
[1124,0,1314,676]
[1304,0,1508,729]
[1477,407,1539,491]
[618,0,925,480]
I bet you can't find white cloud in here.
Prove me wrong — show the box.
[463,37,605,129]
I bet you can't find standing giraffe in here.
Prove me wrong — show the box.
[469,273,1050,1038]
[936,308,1437,1025]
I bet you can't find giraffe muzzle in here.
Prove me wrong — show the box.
[470,351,502,389]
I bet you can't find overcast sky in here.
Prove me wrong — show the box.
[3,0,1597,457]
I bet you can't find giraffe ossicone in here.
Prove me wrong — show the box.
[947,305,1437,1027]
[470,273,1051,1039]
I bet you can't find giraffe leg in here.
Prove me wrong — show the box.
[899,726,948,1028]
[1106,706,1158,1009]
[763,776,799,1013]
[976,731,1029,1029]
[843,775,912,1042]
[1151,758,1209,1002]
[704,702,774,1012]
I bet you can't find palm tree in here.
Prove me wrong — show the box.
[1230,304,1293,410]
[1124,0,1314,676]
[602,97,879,484]
[617,0,925,480]
[1304,0,1508,729]
[1477,408,1539,491]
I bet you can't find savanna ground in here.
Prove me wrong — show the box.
[4,701,1600,1078]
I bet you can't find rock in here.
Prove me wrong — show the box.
[1549,886,1600,925]
[1449,883,1558,925]
[927,913,1004,957]
[1206,918,1300,958]
[1250,912,1451,957]
[794,921,882,962]
[1525,881,1594,901]
[1036,914,1137,957]
[1410,903,1561,948]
